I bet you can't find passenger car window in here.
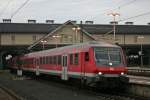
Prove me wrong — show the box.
[74,53,78,65]
[70,54,73,65]
[85,52,89,61]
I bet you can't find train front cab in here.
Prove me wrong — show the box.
[84,46,129,88]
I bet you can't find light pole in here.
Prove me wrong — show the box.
[137,36,144,67]
[72,27,81,43]
[41,40,47,50]
[52,35,61,48]
[108,12,120,42]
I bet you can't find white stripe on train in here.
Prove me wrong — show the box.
[20,67,96,77]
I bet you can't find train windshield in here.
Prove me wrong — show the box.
[94,47,122,66]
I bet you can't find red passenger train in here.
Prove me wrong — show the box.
[9,42,129,87]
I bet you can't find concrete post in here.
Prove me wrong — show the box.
[0,52,3,69]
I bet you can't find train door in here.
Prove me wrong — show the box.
[35,58,40,76]
[61,55,68,80]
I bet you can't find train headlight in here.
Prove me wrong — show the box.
[98,72,102,75]
[109,62,112,66]
[121,72,124,75]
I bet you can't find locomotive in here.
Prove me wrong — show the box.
[9,41,129,88]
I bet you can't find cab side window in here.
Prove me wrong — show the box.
[85,52,89,61]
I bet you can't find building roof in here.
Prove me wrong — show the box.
[82,24,150,35]
[0,23,60,33]
[0,23,150,34]
[27,20,96,50]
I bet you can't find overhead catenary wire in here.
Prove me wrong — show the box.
[98,0,136,37]
[105,0,137,23]
[10,0,30,19]
[117,0,137,9]
[117,0,137,20]
[103,11,150,34]
[105,0,137,14]
[87,0,137,21]
[102,10,150,40]
[99,0,138,38]
[118,11,150,22]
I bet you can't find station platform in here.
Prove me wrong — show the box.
[128,75,150,85]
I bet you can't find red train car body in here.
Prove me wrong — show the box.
[9,42,129,87]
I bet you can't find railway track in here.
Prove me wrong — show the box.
[88,88,150,100]
[31,75,149,100]
[75,85,150,100]
[3,71,150,100]
[0,85,24,100]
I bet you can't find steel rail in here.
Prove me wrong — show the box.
[0,84,24,100]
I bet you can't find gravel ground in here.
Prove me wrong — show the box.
[0,71,101,100]
[0,88,16,100]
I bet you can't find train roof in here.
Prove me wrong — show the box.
[25,41,120,57]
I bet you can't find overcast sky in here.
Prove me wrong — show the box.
[0,0,149,25]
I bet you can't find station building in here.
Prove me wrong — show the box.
[0,19,150,69]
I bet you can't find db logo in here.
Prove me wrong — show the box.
[110,67,114,71]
